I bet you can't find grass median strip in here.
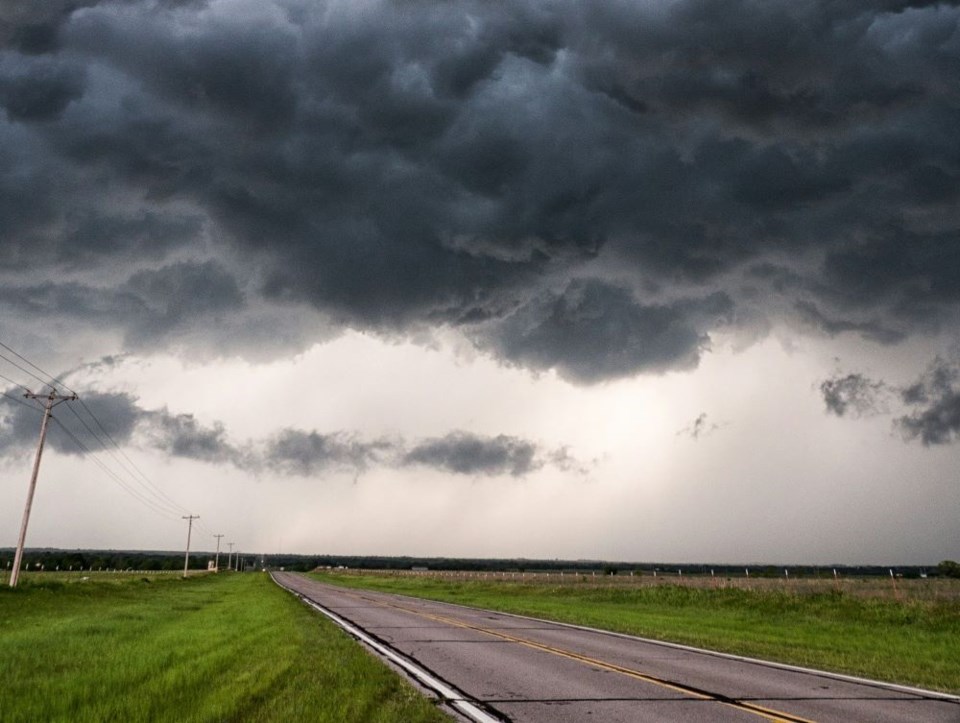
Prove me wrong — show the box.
[308,571,960,694]
[0,572,450,723]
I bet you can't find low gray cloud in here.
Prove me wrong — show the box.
[264,429,393,477]
[0,389,142,457]
[0,0,958,383]
[820,358,960,446]
[141,409,240,465]
[896,359,960,446]
[0,388,573,478]
[820,373,889,418]
[403,432,540,477]
[676,412,721,440]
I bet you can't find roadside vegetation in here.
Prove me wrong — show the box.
[311,570,960,693]
[0,572,449,723]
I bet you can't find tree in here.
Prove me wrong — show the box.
[937,560,960,578]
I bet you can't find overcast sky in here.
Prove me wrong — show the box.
[1,0,959,564]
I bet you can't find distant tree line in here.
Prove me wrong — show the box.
[0,549,242,572]
[0,549,950,578]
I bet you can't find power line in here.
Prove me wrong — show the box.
[0,340,71,392]
[0,351,55,391]
[0,339,197,520]
[52,416,181,521]
[62,404,186,518]
[0,371,33,393]
[0,339,198,516]
[73,398,193,517]
[1,391,44,412]
[51,417,182,522]
[0,339,222,548]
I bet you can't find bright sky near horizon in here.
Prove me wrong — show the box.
[1,0,959,564]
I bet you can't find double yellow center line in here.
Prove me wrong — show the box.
[343,588,817,723]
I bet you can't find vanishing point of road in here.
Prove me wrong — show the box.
[272,572,960,723]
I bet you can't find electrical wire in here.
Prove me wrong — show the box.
[51,416,182,522]
[1,338,220,537]
[1,391,43,412]
[63,404,187,518]
[0,371,33,394]
[74,398,194,517]
[0,341,70,392]
[0,351,55,392]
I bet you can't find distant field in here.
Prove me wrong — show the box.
[0,572,449,723]
[311,569,960,693]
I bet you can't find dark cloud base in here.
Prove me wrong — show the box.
[0,0,958,384]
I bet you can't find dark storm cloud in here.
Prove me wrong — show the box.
[264,429,393,476]
[795,301,905,345]
[0,57,86,122]
[0,0,958,381]
[478,279,732,383]
[0,389,142,456]
[821,358,960,446]
[403,431,540,477]
[820,373,888,418]
[896,358,960,445]
[0,386,243,463]
[0,260,243,347]
[141,409,240,463]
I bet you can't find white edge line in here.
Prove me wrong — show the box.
[271,573,502,723]
[321,576,960,705]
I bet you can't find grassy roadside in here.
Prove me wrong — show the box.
[0,572,450,723]
[309,571,960,694]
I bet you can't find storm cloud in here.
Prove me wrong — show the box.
[476,280,733,383]
[403,432,540,477]
[264,429,394,477]
[820,373,889,418]
[0,388,568,478]
[897,358,960,445]
[820,358,960,447]
[0,389,141,457]
[0,0,958,383]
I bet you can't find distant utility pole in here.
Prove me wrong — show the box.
[227,542,234,571]
[213,534,224,572]
[182,515,199,578]
[10,389,78,588]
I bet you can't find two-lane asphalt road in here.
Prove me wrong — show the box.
[272,572,960,722]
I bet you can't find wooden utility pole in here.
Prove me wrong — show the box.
[227,542,234,571]
[182,515,199,578]
[213,534,224,572]
[10,389,77,588]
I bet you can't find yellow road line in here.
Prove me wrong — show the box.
[339,588,817,723]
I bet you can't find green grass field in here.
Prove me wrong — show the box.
[310,571,960,693]
[0,572,450,723]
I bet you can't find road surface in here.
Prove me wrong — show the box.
[272,572,960,723]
